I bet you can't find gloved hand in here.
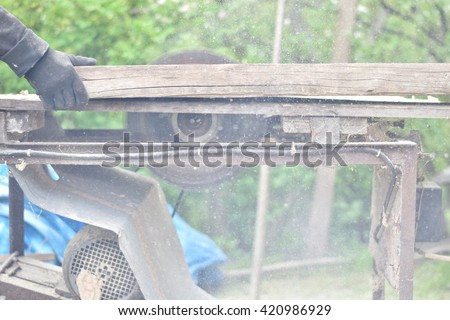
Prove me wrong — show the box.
[25,48,96,110]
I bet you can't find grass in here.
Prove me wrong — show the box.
[214,248,450,300]
[414,260,450,299]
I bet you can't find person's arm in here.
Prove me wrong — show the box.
[0,6,96,109]
[0,6,49,77]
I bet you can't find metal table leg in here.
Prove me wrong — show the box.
[9,175,24,256]
[369,143,417,300]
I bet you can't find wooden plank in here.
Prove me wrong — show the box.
[0,278,63,299]
[0,94,41,111]
[0,253,55,264]
[0,112,6,143]
[75,63,450,98]
[310,117,341,144]
[281,116,369,143]
[224,257,348,279]
[1,94,450,119]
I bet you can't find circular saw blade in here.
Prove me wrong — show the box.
[127,50,268,188]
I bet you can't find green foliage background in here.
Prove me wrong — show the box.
[1,0,450,264]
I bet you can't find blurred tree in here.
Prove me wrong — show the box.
[306,0,358,259]
[354,0,450,62]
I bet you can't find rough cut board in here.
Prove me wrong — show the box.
[75,63,450,98]
[1,64,450,118]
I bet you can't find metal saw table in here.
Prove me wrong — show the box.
[1,63,450,299]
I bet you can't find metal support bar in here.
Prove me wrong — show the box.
[397,145,417,299]
[8,175,24,256]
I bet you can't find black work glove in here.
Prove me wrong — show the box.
[25,48,96,110]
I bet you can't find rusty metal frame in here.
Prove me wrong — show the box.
[0,138,418,299]
[0,90,423,300]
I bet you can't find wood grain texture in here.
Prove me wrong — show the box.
[76,63,450,98]
[1,64,450,119]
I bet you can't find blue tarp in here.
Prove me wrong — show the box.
[0,165,226,289]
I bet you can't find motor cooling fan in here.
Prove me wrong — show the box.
[63,225,142,300]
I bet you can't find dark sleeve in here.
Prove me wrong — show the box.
[0,6,49,77]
